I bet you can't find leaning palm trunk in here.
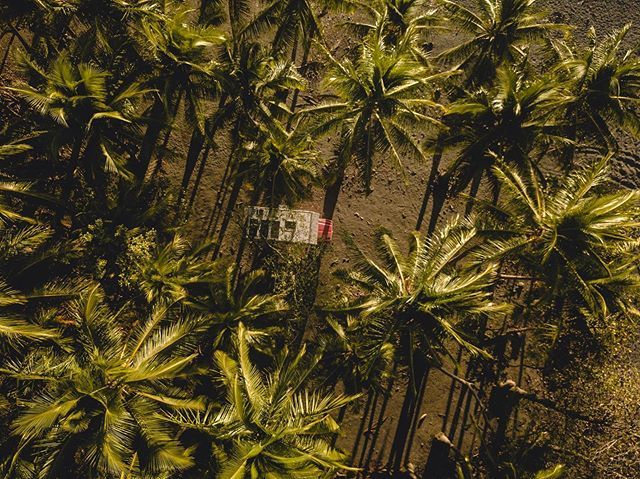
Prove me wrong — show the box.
[57,136,84,224]
[0,32,16,75]
[179,97,228,210]
[416,133,445,231]
[185,144,211,219]
[177,128,206,208]
[351,392,375,464]
[465,168,483,215]
[322,168,345,220]
[441,346,465,432]
[151,89,184,177]
[356,391,381,468]
[403,367,431,463]
[213,171,242,259]
[287,40,312,130]
[204,145,235,237]
[427,173,449,235]
[388,354,430,472]
[133,98,166,183]
[363,363,399,470]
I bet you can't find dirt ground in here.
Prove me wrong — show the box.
[2,0,639,476]
[172,1,640,476]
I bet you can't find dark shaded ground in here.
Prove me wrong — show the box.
[2,0,638,476]
[177,2,640,476]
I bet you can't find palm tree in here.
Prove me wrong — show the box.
[439,65,570,214]
[240,118,323,207]
[0,0,71,74]
[438,0,569,84]
[0,225,61,347]
[302,22,447,218]
[0,144,75,348]
[0,142,58,223]
[180,43,304,215]
[201,44,304,253]
[189,264,287,354]
[132,7,225,183]
[483,157,640,320]
[137,235,224,304]
[7,56,148,217]
[347,0,441,53]
[335,217,504,471]
[245,0,321,59]
[176,7,305,210]
[554,24,640,155]
[321,314,396,395]
[165,323,358,479]
[418,0,567,232]
[4,286,204,478]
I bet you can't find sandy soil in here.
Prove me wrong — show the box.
[2,0,638,476]
[173,2,640,476]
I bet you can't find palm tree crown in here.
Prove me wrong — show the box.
[337,217,504,361]
[302,19,447,218]
[166,324,357,479]
[441,65,570,198]
[555,24,640,149]
[6,287,204,477]
[484,158,640,318]
[439,0,568,83]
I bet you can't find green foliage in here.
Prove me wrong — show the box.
[240,118,323,207]
[554,24,640,147]
[302,15,447,190]
[4,286,204,477]
[8,54,147,181]
[441,64,571,194]
[483,157,640,319]
[1,1,640,478]
[438,0,569,83]
[136,235,222,304]
[165,324,358,479]
[334,217,506,365]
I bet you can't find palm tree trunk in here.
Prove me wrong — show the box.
[402,365,430,465]
[57,136,84,224]
[204,146,234,237]
[0,32,15,76]
[388,355,429,472]
[133,98,165,184]
[357,391,380,468]
[83,134,109,210]
[561,109,578,168]
[364,363,399,469]
[177,129,206,207]
[232,186,263,286]
[416,134,445,231]
[427,172,449,235]
[330,404,349,448]
[205,139,239,238]
[351,392,375,464]
[7,24,30,53]
[465,168,482,216]
[287,39,312,130]
[441,346,464,432]
[151,88,184,177]
[199,0,210,22]
[511,334,526,439]
[456,378,477,453]
[185,144,211,220]
[322,168,345,219]
[447,359,474,442]
[213,173,243,259]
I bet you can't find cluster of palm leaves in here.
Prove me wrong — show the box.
[1,0,640,478]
